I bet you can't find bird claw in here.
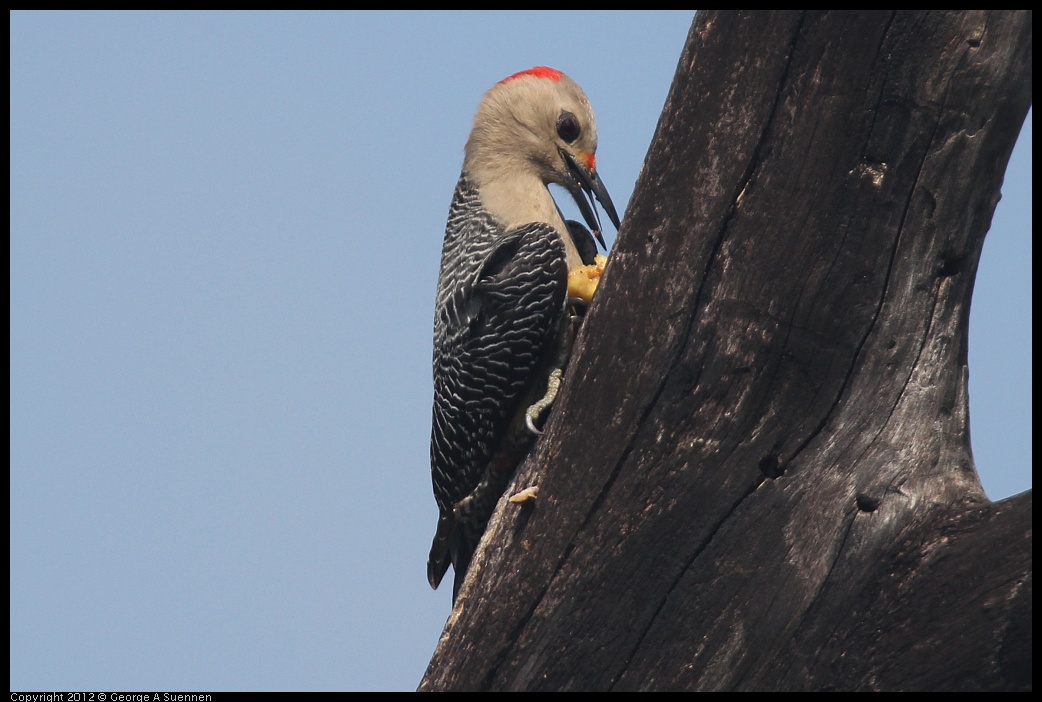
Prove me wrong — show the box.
[524,302,585,436]
[525,367,563,436]
[566,297,588,317]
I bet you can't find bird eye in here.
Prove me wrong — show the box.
[556,112,581,143]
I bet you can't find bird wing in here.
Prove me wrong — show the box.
[430,221,567,512]
[428,221,567,591]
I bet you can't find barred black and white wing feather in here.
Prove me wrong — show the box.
[428,176,567,596]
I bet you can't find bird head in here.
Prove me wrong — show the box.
[464,67,621,251]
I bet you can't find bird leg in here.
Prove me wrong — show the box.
[525,300,586,435]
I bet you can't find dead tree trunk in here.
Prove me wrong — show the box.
[420,10,1032,691]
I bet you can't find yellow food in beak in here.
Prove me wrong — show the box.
[566,254,608,304]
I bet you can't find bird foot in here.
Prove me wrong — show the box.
[525,367,563,435]
[524,304,586,435]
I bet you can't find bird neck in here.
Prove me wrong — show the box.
[468,169,584,271]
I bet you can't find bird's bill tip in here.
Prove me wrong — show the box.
[590,173,621,232]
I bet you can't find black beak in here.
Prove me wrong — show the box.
[560,149,621,250]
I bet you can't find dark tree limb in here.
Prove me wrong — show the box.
[420,10,1031,691]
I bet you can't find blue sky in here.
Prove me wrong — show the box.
[10,11,1031,692]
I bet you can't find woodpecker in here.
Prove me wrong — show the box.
[428,67,621,600]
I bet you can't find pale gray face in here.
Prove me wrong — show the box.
[463,69,619,251]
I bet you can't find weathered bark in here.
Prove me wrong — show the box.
[420,10,1031,691]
